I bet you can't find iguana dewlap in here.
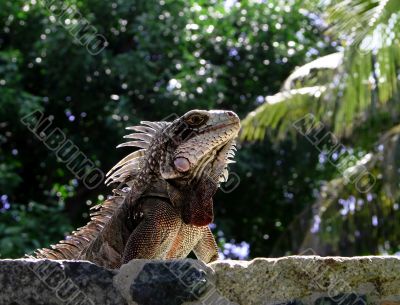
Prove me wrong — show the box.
[32,110,240,269]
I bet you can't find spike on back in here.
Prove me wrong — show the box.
[30,121,167,260]
[105,121,165,186]
[30,196,124,260]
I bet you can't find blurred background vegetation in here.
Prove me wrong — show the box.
[1,0,400,259]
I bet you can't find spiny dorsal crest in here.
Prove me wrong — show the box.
[105,120,168,186]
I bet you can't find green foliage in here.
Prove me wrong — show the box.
[242,0,400,139]
[0,201,72,258]
[0,163,22,193]
[241,0,400,255]
[240,51,343,141]
[299,124,400,255]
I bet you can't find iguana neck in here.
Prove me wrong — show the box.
[140,178,169,200]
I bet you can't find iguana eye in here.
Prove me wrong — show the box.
[185,114,207,126]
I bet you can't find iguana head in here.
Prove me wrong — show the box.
[160,109,240,182]
[106,109,240,226]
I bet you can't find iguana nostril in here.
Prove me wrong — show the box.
[226,111,240,123]
[174,157,190,172]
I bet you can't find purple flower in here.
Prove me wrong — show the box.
[318,152,327,164]
[338,196,356,216]
[372,215,378,227]
[208,223,217,230]
[256,96,265,104]
[310,215,321,233]
[0,195,11,212]
[231,242,250,259]
[221,241,250,260]
[228,48,238,57]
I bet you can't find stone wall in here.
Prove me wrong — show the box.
[0,256,399,305]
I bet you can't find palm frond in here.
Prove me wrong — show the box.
[242,0,400,140]
[326,0,399,47]
[283,52,343,90]
[241,86,326,141]
[241,52,342,141]
[327,0,400,134]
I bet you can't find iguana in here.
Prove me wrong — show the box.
[32,110,240,269]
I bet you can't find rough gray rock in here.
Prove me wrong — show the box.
[0,258,124,305]
[1,256,400,305]
[209,256,400,305]
[113,259,225,305]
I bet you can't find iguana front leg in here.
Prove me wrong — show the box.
[193,227,219,263]
[121,198,181,264]
[121,197,218,264]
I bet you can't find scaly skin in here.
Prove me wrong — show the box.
[31,110,240,269]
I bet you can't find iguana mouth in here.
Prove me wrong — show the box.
[200,121,240,134]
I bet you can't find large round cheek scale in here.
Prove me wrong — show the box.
[174,157,190,172]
